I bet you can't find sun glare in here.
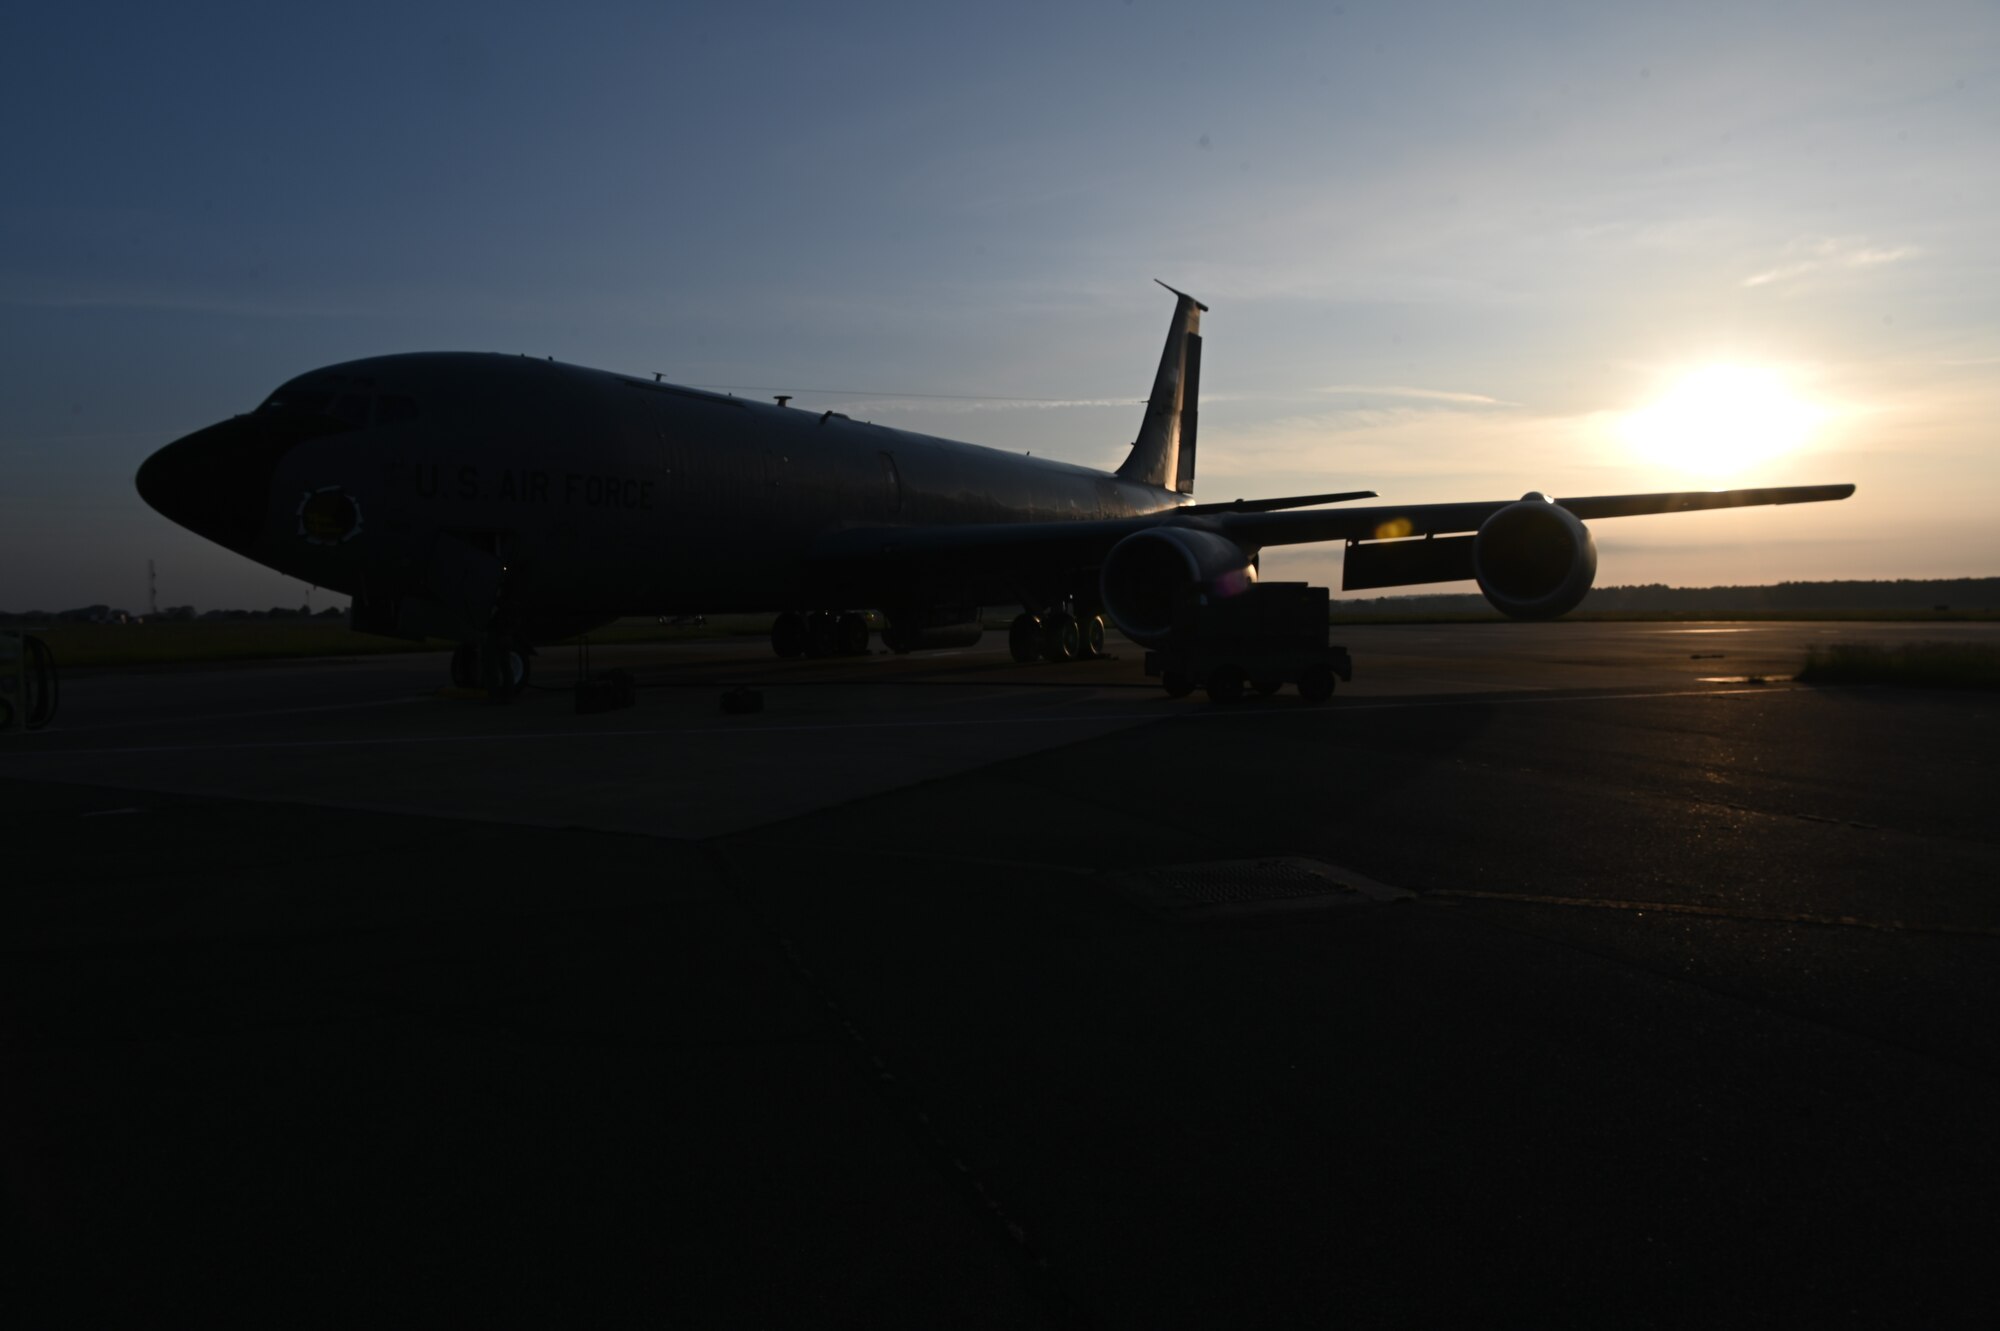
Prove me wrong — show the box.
[1619,364,1826,481]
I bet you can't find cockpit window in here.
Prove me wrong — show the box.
[262,390,332,415]
[257,387,421,428]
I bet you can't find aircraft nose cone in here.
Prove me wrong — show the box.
[137,414,318,553]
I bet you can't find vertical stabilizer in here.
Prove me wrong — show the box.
[1117,281,1208,492]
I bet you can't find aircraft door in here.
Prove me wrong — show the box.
[881,451,903,520]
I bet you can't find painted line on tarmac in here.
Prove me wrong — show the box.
[1429,888,2000,939]
[53,695,429,734]
[0,685,1802,759]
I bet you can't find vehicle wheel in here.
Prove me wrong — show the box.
[837,611,870,655]
[1297,667,1336,704]
[1043,611,1079,663]
[1162,670,1195,699]
[1008,613,1043,663]
[1080,615,1105,658]
[771,611,808,658]
[1206,667,1246,705]
[450,643,476,688]
[1251,675,1284,696]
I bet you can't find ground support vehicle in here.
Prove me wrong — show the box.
[1142,582,1352,703]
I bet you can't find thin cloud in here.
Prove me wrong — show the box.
[1315,384,1518,407]
[826,396,1144,417]
[1742,237,1917,289]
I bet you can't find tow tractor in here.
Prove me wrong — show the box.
[1142,581,1352,704]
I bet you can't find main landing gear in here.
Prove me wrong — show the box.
[1007,608,1107,664]
[770,610,870,659]
[450,640,533,697]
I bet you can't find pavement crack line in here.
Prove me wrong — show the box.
[706,845,1091,1329]
[1426,888,2000,939]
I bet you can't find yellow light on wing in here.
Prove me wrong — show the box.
[1373,517,1414,540]
[1619,365,1826,481]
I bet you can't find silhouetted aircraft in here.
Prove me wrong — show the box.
[137,282,1853,689]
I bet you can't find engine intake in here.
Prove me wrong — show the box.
[1473,495,1598,619]
[1100,526,1256,646]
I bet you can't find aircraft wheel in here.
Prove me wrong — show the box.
[771,612,808,658]
[450,643,476,688]
[1251,675,1284,696]
[1080,615,1105,659]
[475,640,529,700]
[806,611,839,657]
[1205,667,1246,705]
[1008,614,1043,663]
[1297,667,1336,704]
[1043,611,1079,663]
[837,611,870,655]
[1162,670,1195,699]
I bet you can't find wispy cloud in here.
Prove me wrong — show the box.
[827,396,1144,417]
[1742,237,1917,289]
[1315,384,1517,407]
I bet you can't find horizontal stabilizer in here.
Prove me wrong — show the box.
[1179,491,1377,515]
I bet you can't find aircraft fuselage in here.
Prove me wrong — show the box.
[141,352,1185,641]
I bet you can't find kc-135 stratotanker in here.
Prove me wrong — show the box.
[137,282,1854,694]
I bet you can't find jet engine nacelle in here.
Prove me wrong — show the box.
[1100,525,1257,646]
[1472,494,1598,619]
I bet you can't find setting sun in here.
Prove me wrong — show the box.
[1620,365,1828,481]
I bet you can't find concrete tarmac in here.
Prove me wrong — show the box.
[4,622,1997,1325]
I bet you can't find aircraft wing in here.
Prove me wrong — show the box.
[812,482,1856,567]
[1214,482,1857,548]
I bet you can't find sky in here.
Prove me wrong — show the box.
[3,0,1996,611]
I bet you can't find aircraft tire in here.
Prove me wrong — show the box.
[1162,670,1194,698]
[1043,612,1079,663]
[837,612,870,656]
[450,644,476,688]
[771,612,808,658]
[1008,614,1043,663]
[1205,667,1246,705]
[806,611,838,657]
[1251,675,1284,696]
[1081,615,1105,658]
[1297,667,1336,704]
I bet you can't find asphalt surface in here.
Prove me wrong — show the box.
[4,623,1996,1326]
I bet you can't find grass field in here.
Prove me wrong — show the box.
[12,616,775,669]
[1795,641,2000,690]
